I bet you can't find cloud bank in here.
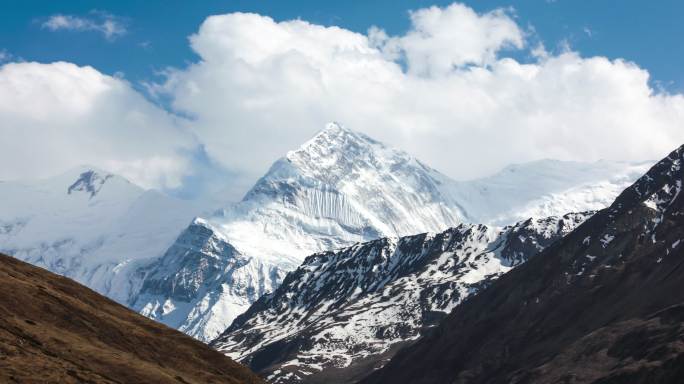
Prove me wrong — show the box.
[2,3,684,199]
[0,61,194,189]
[159,3,684,184]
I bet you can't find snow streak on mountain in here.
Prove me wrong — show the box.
[131,218,287,340]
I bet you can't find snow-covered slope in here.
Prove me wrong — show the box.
[0,167,201,303]
[132,123,651,342]
[212,212,591,383]
[212,122,469,264]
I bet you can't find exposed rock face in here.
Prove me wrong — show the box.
[67,170,113,198]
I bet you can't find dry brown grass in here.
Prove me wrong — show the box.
[0,253,263,384]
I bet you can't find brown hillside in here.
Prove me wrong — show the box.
[0,253,263,384]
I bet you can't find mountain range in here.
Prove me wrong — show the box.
[2,121,683,384]
[0,123,652,344]
[211,212,591,383]
[129,123,652,342]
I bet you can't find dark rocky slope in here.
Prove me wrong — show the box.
[362,146,684,384]
[212,213,591,383]
[0,253,263,384]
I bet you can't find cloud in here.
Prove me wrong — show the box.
[153,3,684,196]
[0,61,196,189]
[371,3,524,75]
[41,12,126,40]
[4,2,684,200]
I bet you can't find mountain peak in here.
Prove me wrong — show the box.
[607,143,683,216]
[289,122,377,160]
[238,122,464,239]
[281,122,409,185]
[322,121,351,135]
[67,170,113,198]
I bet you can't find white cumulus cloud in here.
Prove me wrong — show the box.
[154,3,684,197]
[371,3,525,75]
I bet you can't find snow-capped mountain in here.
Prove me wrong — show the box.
[130,122,651,342]
[131,122,471,341]
[211,212,591,383]
[0,122,654,346]
[210,122,470,265]
[362,146,684,384]
[0,166,202,303]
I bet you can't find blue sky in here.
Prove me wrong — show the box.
[2,0,683,92]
